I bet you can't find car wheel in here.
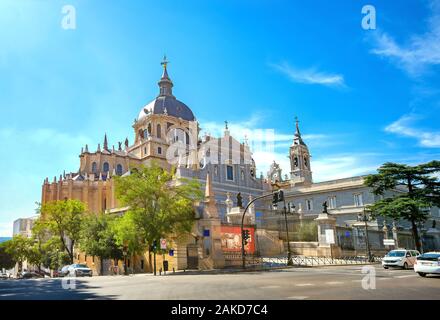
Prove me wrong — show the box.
[418,272,427,277]
[383,266,388,269]
[403,262,408,270]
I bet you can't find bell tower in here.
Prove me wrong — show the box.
[289,117,312,185]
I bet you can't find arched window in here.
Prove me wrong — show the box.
[157,124,161,138]
[103,162,110,172]
[143,129,148,139]
[92,162,97,173]
[158,147,162,155]
[148,123,152,134]
[304,156,309,168]
[116,164,123,176]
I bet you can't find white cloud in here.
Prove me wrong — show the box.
[369,0,440,77]
[385,114,440,148]
[271,62,346,87]
[0,222,13,237]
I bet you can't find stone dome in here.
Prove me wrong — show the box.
[138,56,195,122]
[138,95,195,121]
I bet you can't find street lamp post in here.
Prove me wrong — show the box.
[241,192,275,269]
[358,208,372,262]
[273,191,295,266]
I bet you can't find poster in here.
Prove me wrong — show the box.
[220,225,256,253]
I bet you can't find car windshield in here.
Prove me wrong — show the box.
[387,251,405,257]
[75,264,88,268]
[417,253,440,261]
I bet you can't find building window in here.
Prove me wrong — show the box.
[144,147,147,155]
[158,147,162,155]
[354,193,363,207]
[328,196,337,209]
[116,164,123,176]
[214,165,218,176]
[304,156,309,168]
[306,199,313,211]
[103,162,109,172]
[157,124,161,138]
[92,162,97,173]
[226,165,234,181]
[143,129,149,139]
[241,170,245,181]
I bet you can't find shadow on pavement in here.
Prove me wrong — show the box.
[0,278,117,300]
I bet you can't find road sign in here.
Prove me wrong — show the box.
[160,238,167,250]
[383,239,395,246]
[203,229,210,237]
[325,229,335,244]
[169,249,174,256]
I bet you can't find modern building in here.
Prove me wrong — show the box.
[12,217,36,238]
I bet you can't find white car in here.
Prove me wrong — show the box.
[382,249,420,269]
[68,264,92,277]
[414,252,440,277]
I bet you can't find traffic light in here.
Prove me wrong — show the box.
[152,240,158,252]
[242,229,250,245]
[278,190,284,202]
[272,190,284,205]
[272,192,279,205]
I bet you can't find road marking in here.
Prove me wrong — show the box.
[394,275,416,278]
[260,285,280,289]
[325,281,344,285]
[287,296,309,300]
[351,279,363,282]
[295,283,313,287]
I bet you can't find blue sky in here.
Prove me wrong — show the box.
[0,0,439,236]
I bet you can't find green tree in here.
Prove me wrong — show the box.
[112,212,147,274]
[114,164,203,275]
[364,161,440,252]
[3,235,33,272]
[79,213,123,275]
[0,242,16,270]
[295,221,318,242]
[40,199,86,263]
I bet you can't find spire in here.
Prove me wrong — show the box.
[224,120,230,136]
[203,172,218,218]
[85,144,89,153]
[205,171,213,199]
[103,133,108,151]
[97,143,101,152]
[158,55,174,97]
[293,116,306,146]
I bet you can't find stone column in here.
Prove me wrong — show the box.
[382,220,389,240]
[314,212,340,257]
[392,221,399,248]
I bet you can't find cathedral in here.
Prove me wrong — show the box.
[41,58,440,272]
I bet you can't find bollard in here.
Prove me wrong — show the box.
[173,267,175,274]
[159,268,162,276]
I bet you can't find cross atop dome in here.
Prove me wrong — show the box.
[158,55,173,96]
[161,54,169,69]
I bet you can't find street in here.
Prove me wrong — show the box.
[0,265,439,300]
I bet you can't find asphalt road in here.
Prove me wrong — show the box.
[0,265,439,300]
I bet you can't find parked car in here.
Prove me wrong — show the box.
[68,264,92,277]
[21,271,44,279]
[382,249,420,269]
[58,265,71,277]
[0,272,9,279]
[414,252,440,277]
